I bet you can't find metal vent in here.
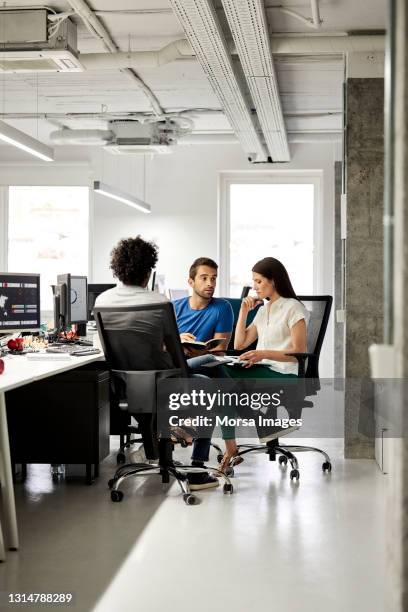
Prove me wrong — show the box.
[169,0,268,162]
[221,0,290,162]
[0,54,82,72]
[105,144,172,155]
[0,14,82,73]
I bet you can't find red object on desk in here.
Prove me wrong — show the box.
[7,338,24,352]
[0,358,4,374]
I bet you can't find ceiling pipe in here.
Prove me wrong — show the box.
[271,1,322,30]
[67,0,165,116]
[310,0,322,28]
[0,109,342,122]
[179,132,341,145]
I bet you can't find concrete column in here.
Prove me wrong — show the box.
[344,76,384,458]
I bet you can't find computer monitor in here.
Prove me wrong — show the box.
[55,274,88,328]
[87,284,115,321]
[149,270,156,292]
[0,272,41,333]
[70,276,88,324]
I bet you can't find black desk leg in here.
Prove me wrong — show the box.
[86,463,93,485]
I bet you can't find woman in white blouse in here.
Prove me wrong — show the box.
[220,257,308,470]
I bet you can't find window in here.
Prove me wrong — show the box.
[220,177,318,297]
[8,186,89,312]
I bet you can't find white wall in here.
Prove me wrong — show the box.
[92,143,335,286]
[0,141,336,375]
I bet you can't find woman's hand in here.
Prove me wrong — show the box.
[241,295,263,315]
[239,349,267,367]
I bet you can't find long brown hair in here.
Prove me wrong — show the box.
[252,257,298,300]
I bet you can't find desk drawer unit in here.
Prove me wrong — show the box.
[5,365,110,484]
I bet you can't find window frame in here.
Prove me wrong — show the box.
[218,170,324,297]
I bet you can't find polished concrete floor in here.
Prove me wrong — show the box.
[0,438,387,612]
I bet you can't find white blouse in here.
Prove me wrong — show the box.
[251,297,309,375]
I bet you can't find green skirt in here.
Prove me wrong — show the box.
[220,363,297,379]
[218,364,297,439]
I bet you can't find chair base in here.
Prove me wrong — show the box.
[117,429,143,464]
[108,461,234,505]
[211,440,332,481]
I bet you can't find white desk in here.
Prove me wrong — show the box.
[0,352,102,557]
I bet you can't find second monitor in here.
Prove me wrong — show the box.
[55,274,88,329]
[87,284,115,321]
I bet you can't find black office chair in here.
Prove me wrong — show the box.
[94,302,233,505]
[213,295,333,480]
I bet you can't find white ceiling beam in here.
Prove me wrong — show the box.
[169,0,268,163]
[222,0,290,162]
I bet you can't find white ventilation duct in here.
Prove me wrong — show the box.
[268,35,384,54]
[80,39,192,70]
[48,130,341,147]
[221,0,290,162]
[49,129,113,145]
[169,0,268,163]
[77,36,384,71]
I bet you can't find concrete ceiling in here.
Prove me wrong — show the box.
[0,0,387,151]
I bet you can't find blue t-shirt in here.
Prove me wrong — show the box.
[173,297,234,342]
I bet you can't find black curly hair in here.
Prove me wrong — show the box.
[110,236,158,286]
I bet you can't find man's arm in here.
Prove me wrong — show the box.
[211,331,231,351]
[213,300,234,351]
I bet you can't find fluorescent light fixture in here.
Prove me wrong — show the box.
[93,181,151,213]
[221,0,290,162]
[169,0,268,163]
[0,119,54,161]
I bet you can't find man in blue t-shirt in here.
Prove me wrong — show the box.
[172,258,234,490]
[173,257,233,352]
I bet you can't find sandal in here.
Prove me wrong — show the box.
[170,426,194,446]
[219,452,244,474]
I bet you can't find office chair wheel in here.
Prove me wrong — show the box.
[111,490,124,502]
[279,456,288,466]
[217,453,224,463]
[322,461,332,473]
[290,469,300,481]
[116,452,126,464]
[183,494,198,505]
[223,483,234,494]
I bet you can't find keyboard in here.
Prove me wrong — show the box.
[27,353,71,361]
[46,345,100,356]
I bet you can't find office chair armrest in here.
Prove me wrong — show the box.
[225,349,245,356]
[284,352,312,378]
